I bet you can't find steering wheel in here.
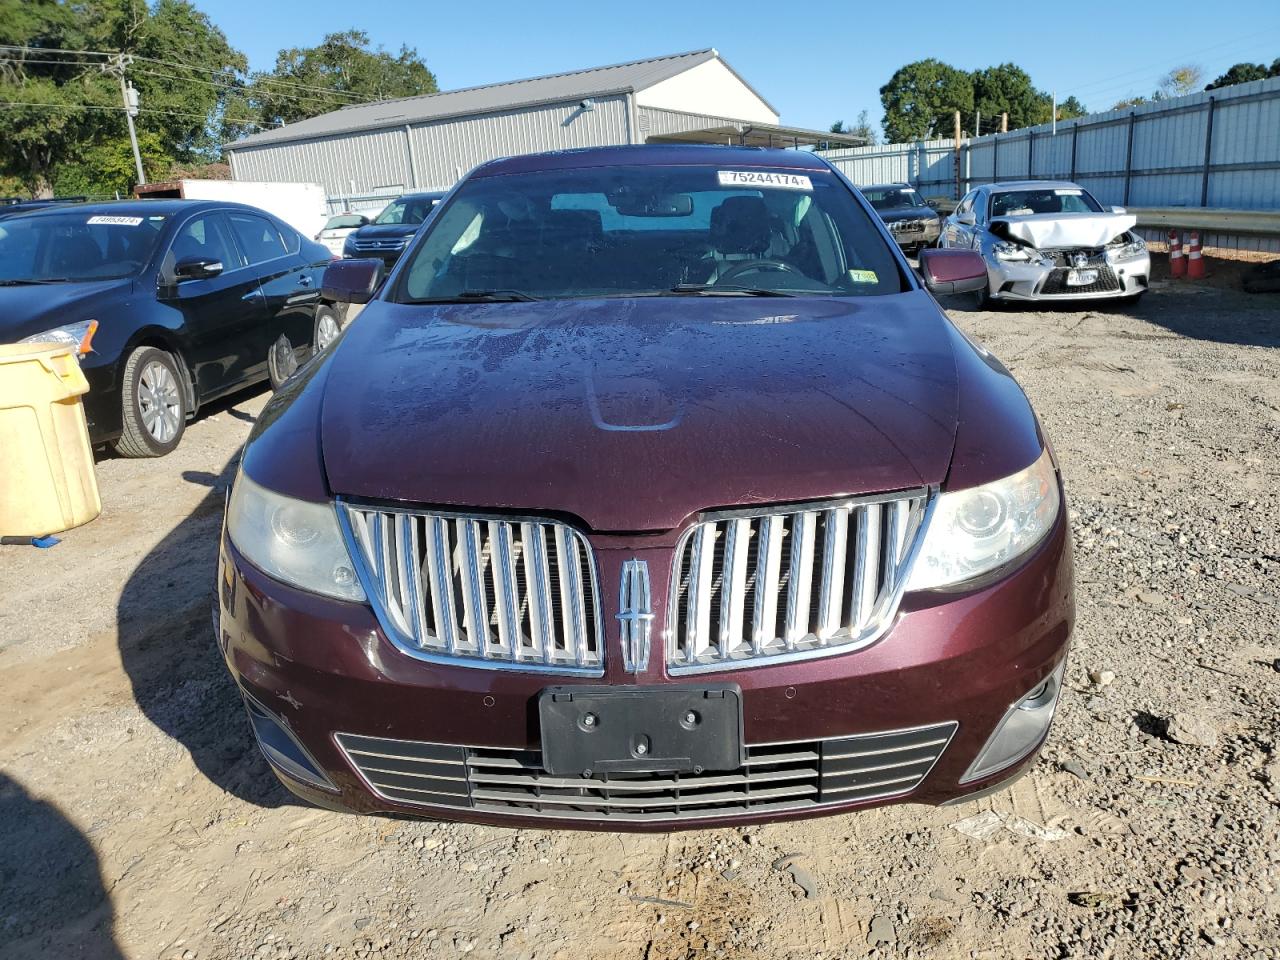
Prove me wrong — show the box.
[714,259,802,285]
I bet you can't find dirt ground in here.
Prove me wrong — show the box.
[2,279,1278,960]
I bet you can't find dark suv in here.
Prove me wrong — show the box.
[218,146,1074,830]
[342,192,445,266]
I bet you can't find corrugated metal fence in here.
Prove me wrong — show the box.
[822,76,1280,215]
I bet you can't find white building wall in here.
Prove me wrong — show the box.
[635,59,777,124]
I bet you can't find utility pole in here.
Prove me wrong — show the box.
[954,109,962,198]
[102,54,145,186]
[1000,112,1008,133]
[1051,92,1057,135]
[975,109,981,138]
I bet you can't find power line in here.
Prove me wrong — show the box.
[0,99,275,129]
[131,67,364,110]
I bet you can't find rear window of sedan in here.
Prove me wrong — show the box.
[396,164,905,301]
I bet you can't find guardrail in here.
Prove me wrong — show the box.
[1129,207,1280,237]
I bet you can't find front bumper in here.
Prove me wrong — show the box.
[216,509,1074,831]
[986,252,1150,301]
[888,220,942,250]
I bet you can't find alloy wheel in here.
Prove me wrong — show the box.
[138,359,182,443]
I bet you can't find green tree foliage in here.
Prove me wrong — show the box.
[829,109,878,144]
[1057,95,1087,120]
[879,59,973,142]
[0,0,246,196]
[248,30,437,127]
[1205,59,1280,90]
[973,63,1053,130]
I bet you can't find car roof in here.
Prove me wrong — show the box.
[860,183,911,191]
[391,191,446,201]
[9,198,283,220]
[985,180,1084,192]
[473,144,832,178]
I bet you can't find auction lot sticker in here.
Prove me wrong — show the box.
[87,215,144,226]
[718,170,812,190]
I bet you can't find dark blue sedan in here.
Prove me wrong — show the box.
[0,199,338,457]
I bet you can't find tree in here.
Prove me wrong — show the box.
[972,63,1052,130]
[1158,64,1204,98]
[1205,59,1280,90]
[879,59,973,142]
[1111,95,1149,111]
[0,0,248,196]
[1056,95,1087,120]
[830,110,878,144]
[249,30,438,127]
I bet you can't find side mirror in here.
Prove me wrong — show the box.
[357,215,371,226]
[173,255,223,282]
[322,257,383,304]
[918,248,988,295]
[1111,205,1127,214]
[955,210,976,226]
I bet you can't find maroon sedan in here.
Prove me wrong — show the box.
[216,145,1073,830]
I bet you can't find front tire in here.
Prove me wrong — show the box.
[267,334,300,390]
[113,346,186,458]
[314,304,342,352]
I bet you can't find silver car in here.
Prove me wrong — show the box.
[939,180,1149,303]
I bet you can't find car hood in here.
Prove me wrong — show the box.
[878,207,938,223]
[0,279,132,341]
[992,212,1136,249]
[320,292,959,531]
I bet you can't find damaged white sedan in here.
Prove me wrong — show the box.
[939,181,1149,303]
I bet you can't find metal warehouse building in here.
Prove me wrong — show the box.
[225,49,856,207]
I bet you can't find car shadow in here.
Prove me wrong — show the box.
[114,450,294,809]
[0,773,125,958]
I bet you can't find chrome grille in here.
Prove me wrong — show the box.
[341,506,602,674]
[336,722,956,822]
[350,237,408,252]
[668,492,930,671]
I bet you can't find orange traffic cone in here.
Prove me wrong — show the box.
[1168,229,1185,279]
[1186,231,1204,280]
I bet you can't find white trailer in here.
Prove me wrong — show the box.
[134,179,328,241]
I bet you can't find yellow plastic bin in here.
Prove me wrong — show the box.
[0,341,102,536]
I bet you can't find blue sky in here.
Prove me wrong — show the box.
[215,0,1280,135]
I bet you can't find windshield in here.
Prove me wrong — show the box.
[990,188,1103,217]
[374,196,437,226]
[0,211,166,282]
[395,164,904,301]
[862,187,927,210]
[324,214,365,230]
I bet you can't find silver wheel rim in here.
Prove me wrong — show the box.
[316,311,341,350]
[138,360,181,443]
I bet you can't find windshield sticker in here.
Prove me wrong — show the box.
[847,269,879,284]
[717,171,812,191]
[1053,189,1083,196]
[87,215,143,226]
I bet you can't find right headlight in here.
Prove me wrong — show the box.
[992,241,1036,262]
[907,447,1060,591]
[226,471,365,602]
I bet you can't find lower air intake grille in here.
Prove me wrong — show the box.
[336,722,956,823]
[1039,265,1121,295]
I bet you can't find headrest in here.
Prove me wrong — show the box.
[709,196,770,255]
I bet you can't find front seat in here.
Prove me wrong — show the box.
[703,196,772,283]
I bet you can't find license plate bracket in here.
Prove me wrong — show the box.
[538,684,744,777]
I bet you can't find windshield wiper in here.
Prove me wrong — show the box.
[667,283,798,297]
[407,289,541,303]
[0,277,76,286]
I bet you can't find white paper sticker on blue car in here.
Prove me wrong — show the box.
[717,171,813,191]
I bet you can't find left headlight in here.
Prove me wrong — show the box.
[20,319,98,359]
[1107,236,1147,263]
[907,447,1060,591]
[226,471,365,602]
[992,241,1037,263]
